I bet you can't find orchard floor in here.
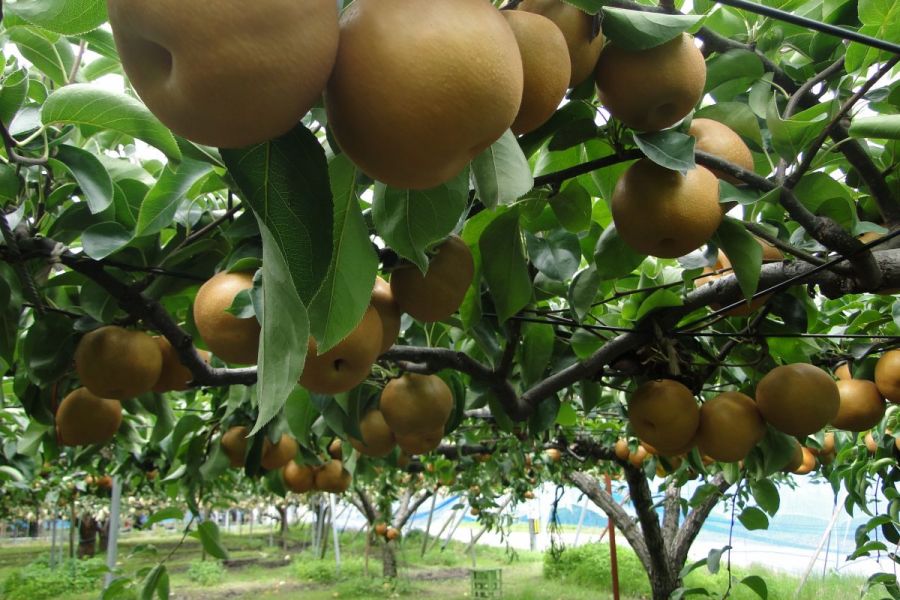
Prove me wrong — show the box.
[0,526,892,599]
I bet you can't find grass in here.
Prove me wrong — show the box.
[0,525,892,599]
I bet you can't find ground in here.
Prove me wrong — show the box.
[0,524,889,599]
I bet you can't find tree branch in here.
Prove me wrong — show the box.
[568,470,652,571]
[395,489,434,529]
[16,235,256,386]
[353,487,378,524]
[673,475,731,567]
[623,462,672,581]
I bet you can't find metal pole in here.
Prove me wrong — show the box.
[441,509,468,552]
[69,500,76,559]
[427,508,458,555]
[421,493,438,557]
[103,477,122,590]
[606,475,620,600]
[528,518,537,551]
[795,491,847,598]
[329,495,341,576]
[49,508,58,569]
[573,495,589,546]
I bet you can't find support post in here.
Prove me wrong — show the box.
[329,495,341,576]
[573,495,589,546]
[441,508,467,552]
[421,492,438,557]
[103,477,122,590]
[606,475,620,600]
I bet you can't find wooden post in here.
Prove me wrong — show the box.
[605,475,620,600]
[103,477,122,590]
[528,518,537,551]
[69,501,76,559]
[420,492,438,557]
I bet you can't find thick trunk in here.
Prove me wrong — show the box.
[649,569,681,600]
[382,540,398,578]
[78,515,98,558]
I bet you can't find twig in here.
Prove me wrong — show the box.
[742,222,826,266]
[786,56,900,188]
[784,57,844,120]
[67,40,87,84]
[0,120,47,167]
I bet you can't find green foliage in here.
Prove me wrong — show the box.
[186,560,226,587]
[293,556,367,583]
[543,542,652,598]
[1,555,106,600]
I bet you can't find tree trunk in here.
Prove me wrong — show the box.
[382,540,398,578]
[98,519,110,552]
[78,515,98,558]
[649,569,681,600]
[278,505,289,551]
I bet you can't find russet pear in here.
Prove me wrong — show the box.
[325,0,523,189]
[75,326,163,400]
[390,235,474,322]
[380,373,453,436]
[371,277,402,354]
[689,118,755,183]
[627,379,699,455]
[299,306,383,395]
[518,0,603,87]
[107,0,340,147]
[595,34,706,132]
[611,159,722,258]
[193,271,260,365]
[56,388,122,446]
[502,11,571,134]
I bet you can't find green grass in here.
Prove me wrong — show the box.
[0,526,892,600]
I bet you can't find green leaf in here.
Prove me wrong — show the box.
[42,85,182,161]
[7,0,108,35]
[8,26,73,86]
[373,170,469,272]
[193,521,229,560]
[251,219,310,435]
[549,181,592,233]
[706,546,730,574]
[705,50,764,99]
[0,465,24,482]
[134,158,211,237]
[140,564,166,600]
[520,322,555,387]
[738,506,770,530]
[845,0,900,72]
[555,402,577,427]
[479,208,532,323]
[568,266,601,322]
[470,130,533,208]
[307,154,378,353]
[144,507,183,529]
[52,145,114,213]
[712,217,762,302]
[635,289,683,321]
[82,221,133,260]
[740,575,768,599]
[0,164,22,205]
[600,7,702,51]
[22,313,75,385]
[594,225,645,280]
[529,394,560,433]
[750,478,780,515]
[525,229,581,281]
[221,125,333,305]
[849,115,900,140]
[766,96,829,162]
[0,66,30,125]
[285,387,317,448]
[634,130,696,174]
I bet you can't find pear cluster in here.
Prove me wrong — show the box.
[625,362,891,472]
[106,0,602,190]
[65,325,210,446]
[370,373,454,456]
[191,236,474,398]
